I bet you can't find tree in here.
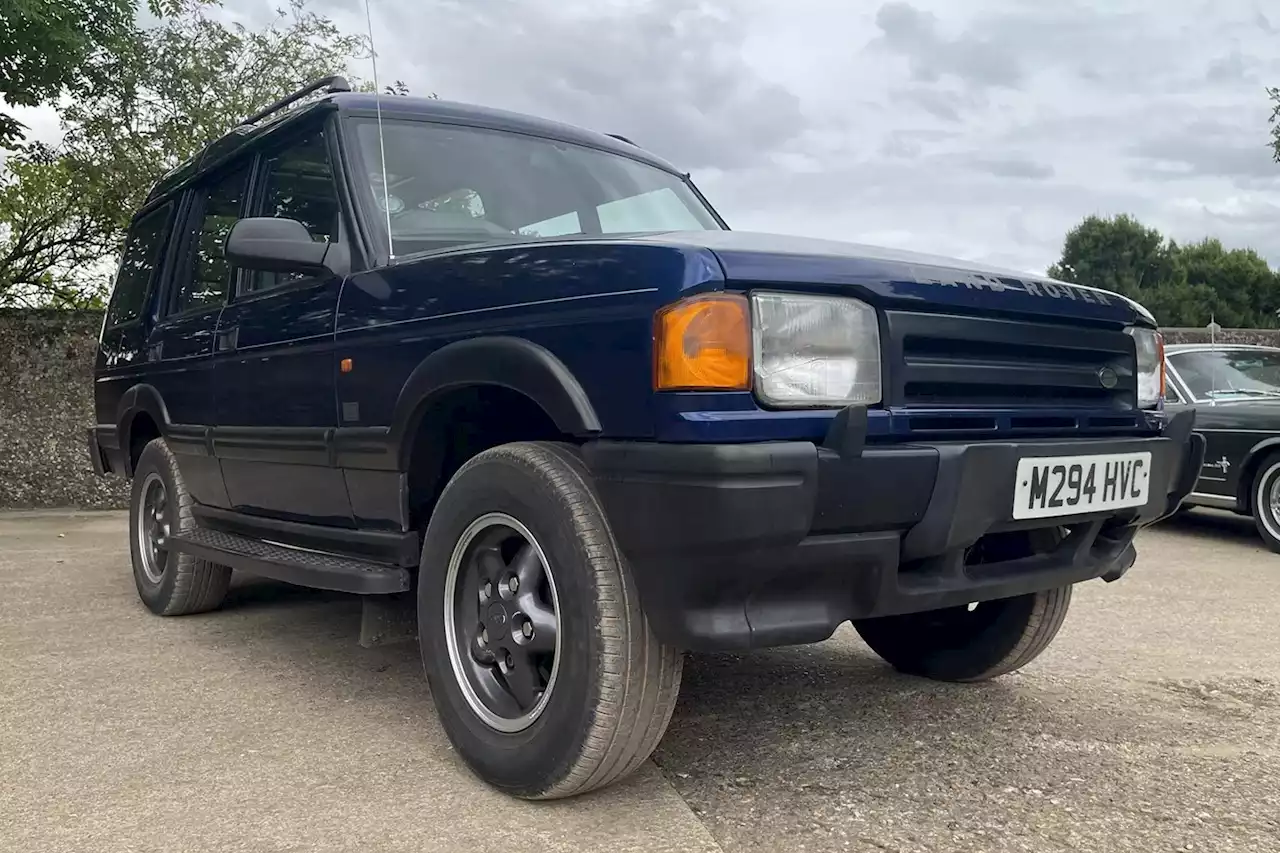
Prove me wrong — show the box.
[0,0,375,306]
[1048,214,1280,328]
[1047,214,1178,301]
[0,0,192,148]
[1270,85,1280,163]
[0,146,122,306]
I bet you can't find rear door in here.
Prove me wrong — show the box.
[212,122,351,524]
[96,202,177,434]
[144,162,251,507]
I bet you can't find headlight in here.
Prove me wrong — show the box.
[1126,326,1165,408]
[751,291,881,407]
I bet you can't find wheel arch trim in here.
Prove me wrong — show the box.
[114,384,174,477]
[1236,437,1280,511]
[390,336,602,469]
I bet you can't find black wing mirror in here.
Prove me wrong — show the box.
[225,217,348,277]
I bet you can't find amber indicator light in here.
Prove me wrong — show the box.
[654,293,750,391]
[340,358,353,374]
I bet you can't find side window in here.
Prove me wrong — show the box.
[1165,382,1183,404]
[245,130,341,294]
[172,166,249,315]
[105,204,172,328]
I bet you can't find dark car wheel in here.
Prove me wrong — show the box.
[853,586,1072,682]
[1249,454,1280,553]
[129,438,232,615]
[418,441,683,800]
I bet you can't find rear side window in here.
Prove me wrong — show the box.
[172,166,249,314]
[105,204,172,328]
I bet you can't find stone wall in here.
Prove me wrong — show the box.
[3,309,1280,509]
[0,310,128,509]
[1161,327,1280,346]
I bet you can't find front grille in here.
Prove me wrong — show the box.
[884,311,1136,410]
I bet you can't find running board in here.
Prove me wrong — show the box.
[165,528,411,594]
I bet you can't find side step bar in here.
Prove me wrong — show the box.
[165,528,410,595]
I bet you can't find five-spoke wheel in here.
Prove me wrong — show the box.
[444,513,561,732]
[419,441,683,799]
[127,438,231,615]
[135,471,171,584]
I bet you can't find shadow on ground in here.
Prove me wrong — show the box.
[1157,505,1261,547]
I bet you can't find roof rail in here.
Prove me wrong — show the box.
[240,75,353,127]
[606,133,638,146]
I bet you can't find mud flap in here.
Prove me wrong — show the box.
[359,592,417,648]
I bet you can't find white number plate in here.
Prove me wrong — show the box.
[1012,452,1152,520]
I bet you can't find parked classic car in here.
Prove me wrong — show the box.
[1165,342,1280,550]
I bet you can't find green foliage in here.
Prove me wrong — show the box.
[1270,86,1280,164]
[0,1,195,148]
[0,0,375,306]
[1049,214,1280,328]
[0,145,119,306]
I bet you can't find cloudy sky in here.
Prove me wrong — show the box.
[18,0,1280,275]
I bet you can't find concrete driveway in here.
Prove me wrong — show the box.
[1,510,1276,852]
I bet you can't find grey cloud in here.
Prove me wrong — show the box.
[895,86,964,122]
[968,157,1055,180]
[362,0,807,170]
[1206,49,1248,82]
[1129,121,1280,184]
[872,2,1024,90]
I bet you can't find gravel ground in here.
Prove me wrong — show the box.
[1,509,1276,852]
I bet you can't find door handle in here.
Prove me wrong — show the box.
[215,326,239,352]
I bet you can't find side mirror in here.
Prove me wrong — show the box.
[225,217,347,277]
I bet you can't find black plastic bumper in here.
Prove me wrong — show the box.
[583,408,1204,652]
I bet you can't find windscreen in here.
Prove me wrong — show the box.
[1169,349,1280,400]
[353,118,722,256]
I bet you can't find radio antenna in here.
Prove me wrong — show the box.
[363,0,394,261]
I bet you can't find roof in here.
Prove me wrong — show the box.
[143,91,680,209]
[1165,342,1280,354]
[329,93,680,173]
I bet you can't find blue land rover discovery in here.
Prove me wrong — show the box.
[89,77,1204,800]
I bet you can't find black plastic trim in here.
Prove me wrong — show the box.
[210,425,330,466]
[87,428,110,476]
[583,408,1201,652]
[192,503,418,567]
[166,527,409,594]
[391,336,601,468]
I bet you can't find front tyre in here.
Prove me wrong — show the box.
[853,586,1072,682]
[128,438,231,615]
[418,441,683,800]
[1249,454,1280,554]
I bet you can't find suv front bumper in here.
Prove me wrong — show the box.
[583,408,1203,651]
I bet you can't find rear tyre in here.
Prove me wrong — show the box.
[1249,455,1280,554]
[853,586,1072,682]
[129,438,232,615]
[418,441,683,800]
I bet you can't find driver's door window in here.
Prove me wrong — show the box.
[244,130,341,295]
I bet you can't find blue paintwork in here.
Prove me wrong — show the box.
[624,231,1150,326]
[95,90,1165,536]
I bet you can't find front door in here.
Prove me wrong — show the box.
[212,123,350,525]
